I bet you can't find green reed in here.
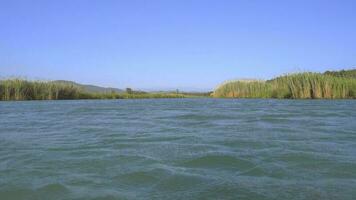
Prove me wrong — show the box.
[0,79,81,100]
[213,72,356,99]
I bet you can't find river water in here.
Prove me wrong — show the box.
[0,99,355,199]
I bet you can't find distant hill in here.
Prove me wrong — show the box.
[52,80,124,93]
[324,69,356,79]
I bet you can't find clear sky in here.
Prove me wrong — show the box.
[0,0,355,91]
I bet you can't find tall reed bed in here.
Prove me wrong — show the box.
[213,80,272,98]
[213,73,356,99]
[0,79,81,100]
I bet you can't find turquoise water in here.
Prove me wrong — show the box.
[0,99,356,200]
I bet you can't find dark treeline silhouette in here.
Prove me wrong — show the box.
[324,69,356,79]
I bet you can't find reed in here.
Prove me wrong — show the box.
[0,79,196,100]
[213,72,356,99]
[0,79,81,100]
[213,80,272,98]
[324,69,356,79]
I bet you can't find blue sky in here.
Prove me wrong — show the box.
[0,0,355,91]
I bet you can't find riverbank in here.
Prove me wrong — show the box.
[1,69,355,100]
[213,69,356,99]
[0,79,209,101]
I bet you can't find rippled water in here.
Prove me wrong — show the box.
[0,99,356,200]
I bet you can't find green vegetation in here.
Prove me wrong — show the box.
[2,69,355,100]
[0,79,80,100]
[213,70,356,99]
[0,79,197,101]
[324,69,356,79]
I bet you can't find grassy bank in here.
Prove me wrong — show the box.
[0,79,190,101]
[3,69,355,100]
[213,71,356,99]
[0,79,80,100]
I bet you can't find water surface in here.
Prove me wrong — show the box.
[1,99,356,199]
